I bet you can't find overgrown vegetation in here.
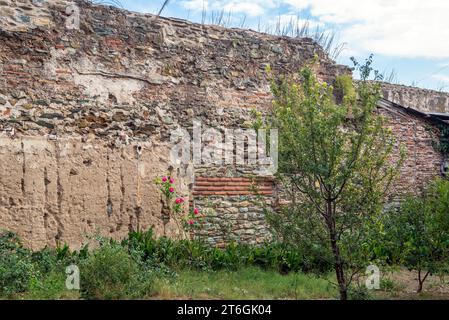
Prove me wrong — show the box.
[0,49,447,299]
[153,267,336,300]
[80,243,154,299]
[2,189,449,302]
[265,56,404,300]
[0,231,83,299]
[0,229,334,300]
[0,232,38,297]
[376,179,449,293]
[122,229,331,274]
[432,124,449,156]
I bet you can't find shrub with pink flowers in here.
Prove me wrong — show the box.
[155,175,176,201]
[154,175,185,227]
[154,174,204,238]
[183,207,204,232]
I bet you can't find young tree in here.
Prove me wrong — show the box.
[266,56,403,300]
[382,178,449,294]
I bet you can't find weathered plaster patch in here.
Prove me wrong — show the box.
[72,73,144,104]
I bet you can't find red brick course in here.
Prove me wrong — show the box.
[193,177,275,196]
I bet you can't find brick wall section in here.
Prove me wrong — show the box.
[192,177,275,245]
[379,108,444,201]
[193,177,275,196]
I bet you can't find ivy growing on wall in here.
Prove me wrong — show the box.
[430,124,449,178]
[431,124,449,156]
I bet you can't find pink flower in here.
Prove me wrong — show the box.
[175,198,183,204]
[188,220,194,225]
[170,178,174,184]
[162,177,167,182]
[169,187,174,193]
[194,208,199,215]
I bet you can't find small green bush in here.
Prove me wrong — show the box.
[379,178,449,293]
[380,278,399,293]
[31,247,61,274]
[80,244,154,300]
[0,231,38,297]
[27,271,68,300]
[347,286,373,300]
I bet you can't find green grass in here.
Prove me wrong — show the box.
[2,266,336,300]
[7,267,336,300]
[152,267,337,300]
[2,230,448,300]
[6,266,449,300]
[6,272,79,300]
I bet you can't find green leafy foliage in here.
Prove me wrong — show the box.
[80,243,154,300]
[433,124,449,156]
[122,229,331,274]
[380,179,449,293]
[334,74,356,104]
[0,232,37,296]
[266,56,404,299]
[0,229,329,300]
[0,231,89,298]
[26,271,70,300]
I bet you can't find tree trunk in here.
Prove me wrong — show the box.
[417,269,423,294]
[330,229,348,300]
[326,200,348,300]
[417,270,430,294]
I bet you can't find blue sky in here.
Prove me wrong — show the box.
[108,0,449,92]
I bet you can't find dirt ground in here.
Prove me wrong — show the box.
[374,268,449,300]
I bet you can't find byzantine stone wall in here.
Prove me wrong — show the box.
[381,82,449,113]
[0,0,350,248]
[0,1,445,249]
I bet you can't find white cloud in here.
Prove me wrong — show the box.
[270,14,324,30]
[180,0,275,16]
[283,0,449,58]
[222,2,265,17]
[260,14,326,36]
[432,74,449,83]
[180,0,208,11]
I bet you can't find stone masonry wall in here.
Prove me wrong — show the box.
[0,1,446,249]
[192,177,275,246]
[380,107,444,200]
[381,82,449,113]
[0,0,350,248]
